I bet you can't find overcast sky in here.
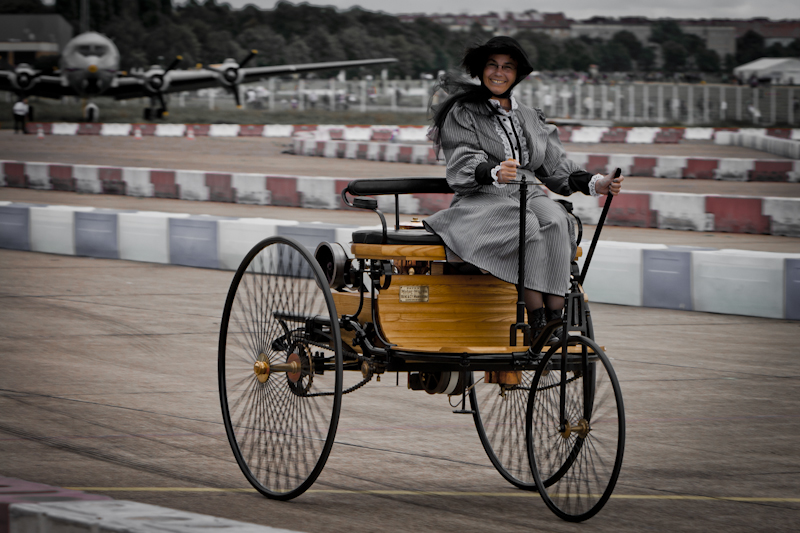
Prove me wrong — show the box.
[210,1,800,20]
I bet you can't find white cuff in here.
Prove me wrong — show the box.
[589,174,603,197]
[491,165,507,188]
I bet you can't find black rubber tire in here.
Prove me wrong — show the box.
[219,236,343,500]
[526,336,625,522]
[470,371,537,490]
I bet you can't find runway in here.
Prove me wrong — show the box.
[1,132,799,531]
[1,248,798,532]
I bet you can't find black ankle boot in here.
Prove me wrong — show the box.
[545,308,564,344]
[529,307,558,345]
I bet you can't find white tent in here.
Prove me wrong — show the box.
[734,57,800,85]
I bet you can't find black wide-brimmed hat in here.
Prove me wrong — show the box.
[461,36,534,82]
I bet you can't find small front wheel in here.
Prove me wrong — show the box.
[527,336,625,521]
[219,236,343,500]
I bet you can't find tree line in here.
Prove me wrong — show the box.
[4,0,799,79]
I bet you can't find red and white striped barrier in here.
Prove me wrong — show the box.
[3,159,800,237]
[292,137,800,183]
[23,122,800,144]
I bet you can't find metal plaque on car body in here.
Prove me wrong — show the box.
[399,285,429,302]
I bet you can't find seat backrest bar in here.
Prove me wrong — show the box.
[346,177,452,197]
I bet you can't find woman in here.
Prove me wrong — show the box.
[424,36,623,341]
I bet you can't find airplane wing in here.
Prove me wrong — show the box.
[105,57,398,99]
[2,57,398,101]
[237,57,398,84]
[0,71,13,91]
[0,71,78,98]
[102,76,153,99]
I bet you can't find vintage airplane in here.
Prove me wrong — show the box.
[0,31,398,119]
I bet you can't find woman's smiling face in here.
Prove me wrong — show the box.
[482,53,518,97]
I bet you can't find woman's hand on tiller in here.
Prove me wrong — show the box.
[497,159,518,183]
[597,173,624,196]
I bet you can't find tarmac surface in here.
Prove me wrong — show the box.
[1,248,799,532]
[1,132,799,531]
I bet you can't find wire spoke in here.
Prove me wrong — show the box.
[528,337,624,521]
[219,238,342,499]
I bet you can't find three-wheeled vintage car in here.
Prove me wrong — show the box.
[218,175,625,522]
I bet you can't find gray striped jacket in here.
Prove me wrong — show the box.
[440,99,584,199]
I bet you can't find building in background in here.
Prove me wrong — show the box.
[0,14,73,67]
[734,57,800,85]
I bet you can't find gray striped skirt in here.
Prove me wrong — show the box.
[424,186,575,296]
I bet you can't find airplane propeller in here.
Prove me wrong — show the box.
[11,64,43,93]
[215,50,257,108]
[144,56,182,117]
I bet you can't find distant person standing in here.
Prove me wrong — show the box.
[13,98,29,134]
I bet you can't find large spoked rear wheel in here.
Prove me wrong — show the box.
[470,371,537,490]
[219,236,343,500]
[526,336,625,521]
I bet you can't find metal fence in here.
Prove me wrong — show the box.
[527,81,799,126]
[218,78,798,126]
[22,76,792,126]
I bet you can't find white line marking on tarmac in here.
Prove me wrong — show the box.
[63,488,800,502]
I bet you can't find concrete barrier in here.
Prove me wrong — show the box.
[578,241,669,307]
[29,205,94,255]
[9,500,301,533]
[650,192,714,231]
[652,156,687,179]
[692,249,800,319]
[625,127,660,143]
[217,218,294,270]
[175,170,210,201]
[232,173,269,205]
[75,210,119,259]
[209,124,240,137]
[570,127,608,144]
[606,192,655,228]
[786,258,800,320]
[50,123,79,135]
[762,197,800,237]
[118,211,190,264]
[2,203,799,319]
[169,216,224,269]
[25,162,50,190]
[715,131,800,159]
[343,126,372,141]
[0,204,31,251]
[706,196,771,234]
[684,127,715,140]
[642,248,694,310]
[714,158,754,181]
[5,160,800,237]
[263,124,294,137]
[155,123,186,137]
[396,126,429,142]
[121,167,154,197]
[100,123,131,136]
[22,123,800,146]
[292,139,799,181]
[72,165,101,194]
[1,476,111,533]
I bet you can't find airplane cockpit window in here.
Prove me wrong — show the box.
[76,44,108,57]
